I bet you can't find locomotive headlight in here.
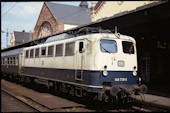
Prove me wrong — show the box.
[133,71,137,76]
[138,77,141,84]
[103,65,108,76]
[103,70,108,76]
[133,66,137,76]
[138,77,141,82]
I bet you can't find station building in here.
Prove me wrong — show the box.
[32,1,91,40]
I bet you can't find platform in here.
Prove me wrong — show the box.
[134,93,170,111]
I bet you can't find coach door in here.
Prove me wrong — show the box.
[75,40,85,81]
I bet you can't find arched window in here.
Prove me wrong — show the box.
[38,21,53,38]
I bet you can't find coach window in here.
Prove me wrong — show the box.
[15,57,18,65]
[1,58,2,65]
[2,58,4,65]
[9,57,11,65]
[30,49,34,58]
[13,57,15,65]
[65,42,75,56]
[7,57,9,65]
[4,58,6,65]
[56,44,63,56]
[1,58,3,65]
[11,57,13,65]
[10,57,12,65]
[3,58,5,65]
[48,45,54,57]
[8,57,10,65]
[35,48,39,58]
[11,57,14,65]
[41,47,46,57]
[26,50,29,58]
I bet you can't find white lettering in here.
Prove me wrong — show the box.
[115,78,119,81]
[114,78,127,81]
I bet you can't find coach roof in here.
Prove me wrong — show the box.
[1,48,24,57]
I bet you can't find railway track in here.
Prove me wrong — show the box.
[1,79,169,112]
[1,89,39,112]
[132,100,170,112]
[1,79,91,112]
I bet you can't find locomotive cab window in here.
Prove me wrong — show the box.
[100,39,117,53]
[122,41,134,54]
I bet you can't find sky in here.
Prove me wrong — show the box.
[1,1,92,49]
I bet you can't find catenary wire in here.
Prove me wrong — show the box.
[2,2,18,18]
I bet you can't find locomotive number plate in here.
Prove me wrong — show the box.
[114,78,127,81]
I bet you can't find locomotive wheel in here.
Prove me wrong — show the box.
[19,75,25,83]
[69,86,75,96]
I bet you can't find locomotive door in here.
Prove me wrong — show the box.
[75,40,85,81]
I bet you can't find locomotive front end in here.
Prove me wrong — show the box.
[93,33,148,102]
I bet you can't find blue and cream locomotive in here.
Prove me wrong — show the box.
[1,27,148,102]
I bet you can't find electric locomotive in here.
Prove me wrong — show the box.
[1,27,148,103]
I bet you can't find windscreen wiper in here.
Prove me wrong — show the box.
[101,45,111,53]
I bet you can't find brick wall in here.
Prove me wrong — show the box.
[32,3,64,40]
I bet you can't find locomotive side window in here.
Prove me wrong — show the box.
[41,47,46,57]
[100,40,117,53]
[79,42,84,53]
[30,49,34,58]
[48,45,54,57]
[26,50,29,58]
[56,44,63,56]
[35,48,39,57]
[65,42,75,56]
[122,41,134,54]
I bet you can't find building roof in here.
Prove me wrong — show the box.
[45,2,91,25]
[13,31,32,43]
